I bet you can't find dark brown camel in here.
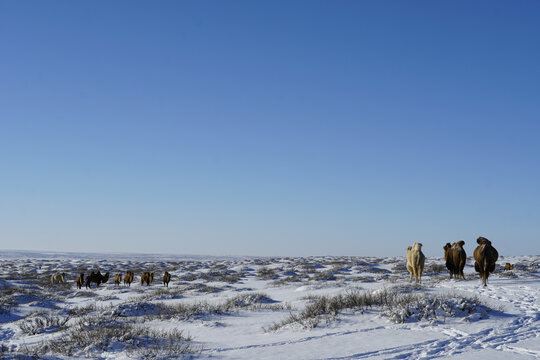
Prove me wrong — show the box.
[443,240,467,279]
[85,271,110,289]
[163,271,171,287]
[473,237,499,286]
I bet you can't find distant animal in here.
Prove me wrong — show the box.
[163,271,171,287]
[141,272,154,286]
[123,271,134,286]
[443,241,467,279]
[113,273,122,286]
[76,273,84,289]
[406,242,425,284]
[85,271,110,289]
[504,263,514,271]
[50,272,66,286]
[473,237,499,286]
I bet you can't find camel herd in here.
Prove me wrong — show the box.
[51,270,171,289]
[407,236,500,286]
[50,236,505,289]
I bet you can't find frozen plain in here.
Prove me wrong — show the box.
[0,251,538,359]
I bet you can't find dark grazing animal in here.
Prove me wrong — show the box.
[85,271,110,289]
[504,263,514,271]
[473,237,499,286]
[76,273,84,289]
[141,272,154,286]
[163,271,171,287]
[113,273,122,286]
[123,271,134,286]
[443,241,467,280]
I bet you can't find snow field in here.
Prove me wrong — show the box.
[0,252,538,359]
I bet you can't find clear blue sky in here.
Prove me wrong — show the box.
[1,1,539,257]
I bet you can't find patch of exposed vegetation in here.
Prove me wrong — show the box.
[257,267,278,280]
[17,311,70,335]
[310,271,337,281]
[430,263,446,274]
[32,316,199,358]
[113,292,285,321]
[266,288,495,331]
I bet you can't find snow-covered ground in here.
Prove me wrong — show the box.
[0,251,538,359]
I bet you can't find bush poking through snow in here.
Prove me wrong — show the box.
[18,312,70,335]
[112,293,283,321]
[267,288,494,330]
[498,270,518,279]
[310,271,337,281]
[257,267,278,280]
[139,287,184,301]
[267,290,379,330]
[224,293,279,309]
[430,263,445,274]
[41,315,198,357]
[382,293,492,324]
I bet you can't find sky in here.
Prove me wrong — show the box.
[1,1,539,257]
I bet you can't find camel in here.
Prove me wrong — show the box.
[123,271,134,286]
[443,241,467,279]
[163,271,171,287]
[113,274,122,286]
[76,273,84,289]
[85,271,110,289]
[504,263,514,271]
[141,272,154,286]
[473,237,499,286]
[406,242,425,284]
[50,272,66,286]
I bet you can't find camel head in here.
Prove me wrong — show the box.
[477,237,491,246]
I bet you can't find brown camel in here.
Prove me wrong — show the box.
[113,273,122,286]
[76,273,84,289]
[473,237,499,286]
[141,272,154,286]
[123,271,134,286]
[443,241,467,279]
[163,271,171,287]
